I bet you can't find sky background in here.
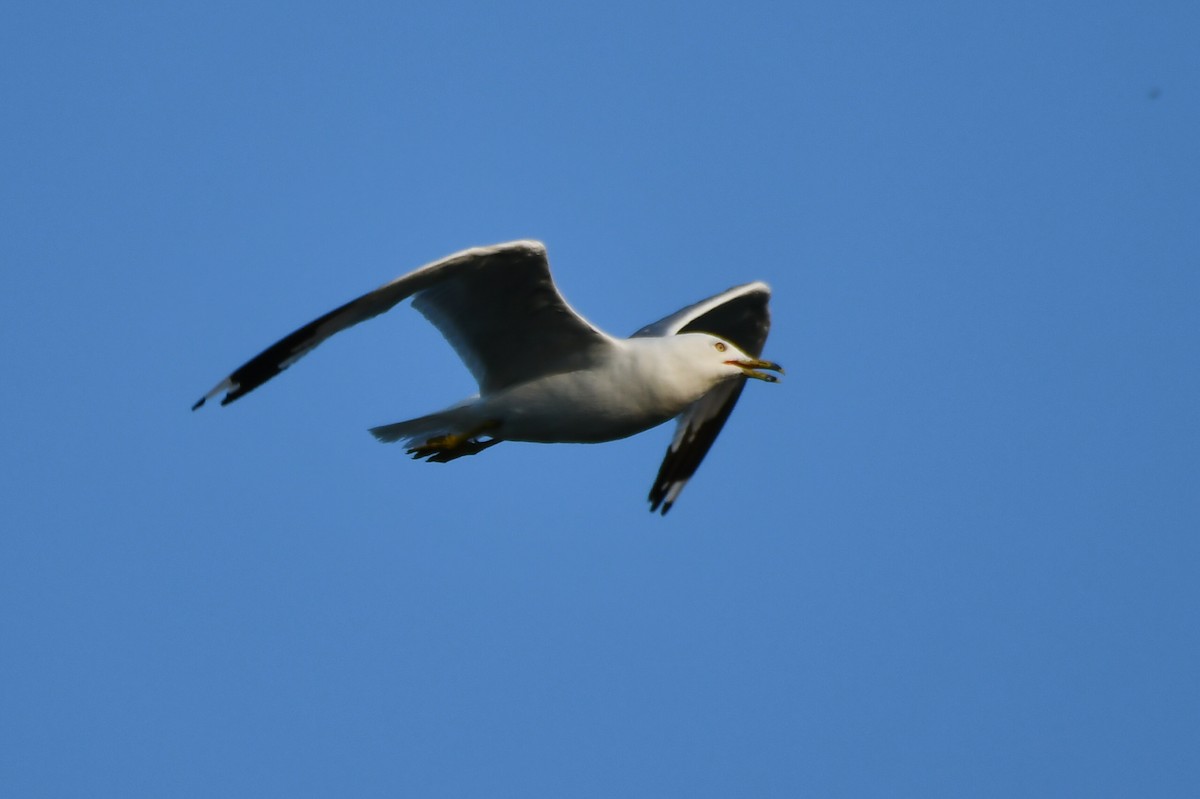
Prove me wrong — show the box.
[2,1,1198,796]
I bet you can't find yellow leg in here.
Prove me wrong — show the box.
[407,421,501,463]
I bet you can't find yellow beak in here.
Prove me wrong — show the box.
[727,358,784,383]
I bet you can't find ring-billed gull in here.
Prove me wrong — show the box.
[193,240,781,513]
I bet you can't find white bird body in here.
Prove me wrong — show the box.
[194,240,779,513]
[386,334,748,446]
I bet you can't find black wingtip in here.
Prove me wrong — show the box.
[191,397,206,411]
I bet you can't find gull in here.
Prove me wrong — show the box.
[193,240,781,513]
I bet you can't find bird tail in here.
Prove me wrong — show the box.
[368,400,488,446]
[368,412,452,445]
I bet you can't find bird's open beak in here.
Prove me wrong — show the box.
[727,358,784,383]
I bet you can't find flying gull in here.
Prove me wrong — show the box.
[193,240,781,513]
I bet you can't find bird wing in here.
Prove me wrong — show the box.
[193,240,617,409]
[632,282,772,514]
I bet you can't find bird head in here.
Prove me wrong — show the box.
[682,333,784,384]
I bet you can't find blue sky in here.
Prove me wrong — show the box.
[2,1,1198,796]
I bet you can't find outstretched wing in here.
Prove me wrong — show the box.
[193,240,616,409]
[632,282,772,514]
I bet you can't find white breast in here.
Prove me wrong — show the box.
[480,338,722,444]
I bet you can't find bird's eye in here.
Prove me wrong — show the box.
[714,341,727,352]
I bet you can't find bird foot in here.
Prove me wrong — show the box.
[407,423,500,463]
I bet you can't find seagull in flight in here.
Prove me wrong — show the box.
[193,240,781,513]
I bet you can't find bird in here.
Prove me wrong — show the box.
[193,240,781,513]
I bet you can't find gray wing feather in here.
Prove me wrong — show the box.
[193,240,614,409]
[412,248,614,393]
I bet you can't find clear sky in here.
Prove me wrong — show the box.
[2,1,1198,796]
